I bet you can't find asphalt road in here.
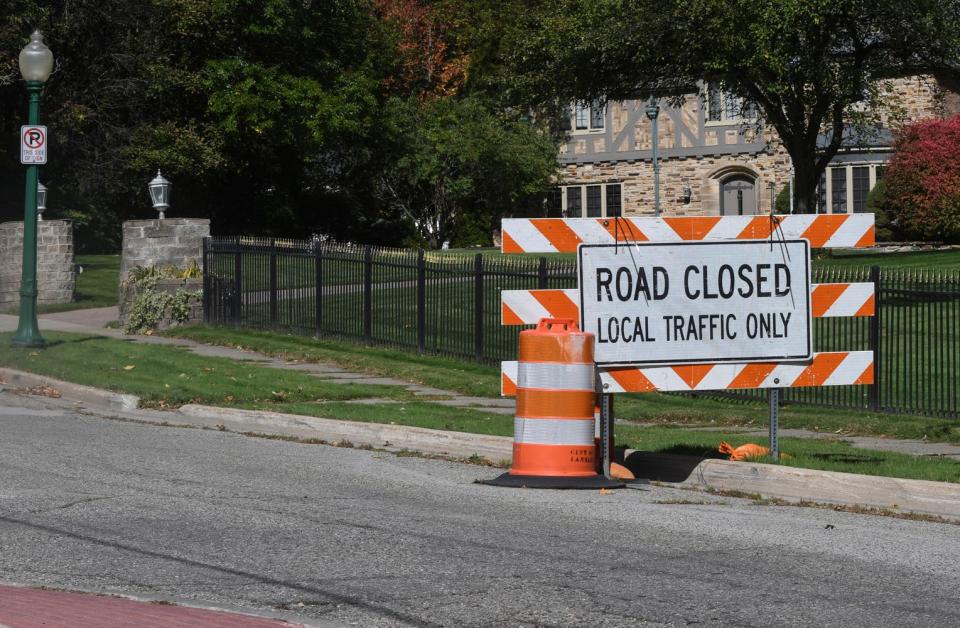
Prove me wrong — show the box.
[1,391,959,627]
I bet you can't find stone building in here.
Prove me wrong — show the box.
[550,76,959,218]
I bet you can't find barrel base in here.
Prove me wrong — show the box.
[481,473,624,489]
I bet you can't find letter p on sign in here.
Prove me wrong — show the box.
[21,125,47,164]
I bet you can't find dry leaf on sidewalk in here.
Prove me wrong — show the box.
[27,385,61,399]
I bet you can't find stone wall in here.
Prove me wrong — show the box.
[559,139,793,217]
[120,218,210,284]
[0,220,75,306]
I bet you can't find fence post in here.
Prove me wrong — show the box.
[363,245,373,342]
[869,265,881,411]
[417,249,426,353]
[474,254,484,361]
[233,237,242,325]
[538,257,548,289]
[201,237,209,323]
[314,241,323,337]
[269,237,278,325]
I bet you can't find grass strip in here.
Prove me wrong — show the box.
[0,332,413,408]
[166,325,960,444]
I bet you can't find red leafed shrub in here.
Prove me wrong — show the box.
[885,114,960,242]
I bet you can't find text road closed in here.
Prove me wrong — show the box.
[578,240,811,366]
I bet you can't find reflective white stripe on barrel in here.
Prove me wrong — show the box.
[518,362,594,391]
[513,418,595,446]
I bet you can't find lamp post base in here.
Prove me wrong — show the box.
[11,336,46,349]
[12,293,45,348]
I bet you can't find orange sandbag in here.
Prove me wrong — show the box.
[718,441,771,461]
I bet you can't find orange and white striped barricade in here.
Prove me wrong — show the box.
[485,318,622,489]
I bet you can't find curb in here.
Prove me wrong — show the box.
[624,450,960,521]
[177,404,514,463]
[0,368,139,411]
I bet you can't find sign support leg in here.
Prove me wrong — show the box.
[768,388,780,462]
[599,391,613,478]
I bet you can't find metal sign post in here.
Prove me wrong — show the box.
[598,388,614,478]
[768,388,780,461]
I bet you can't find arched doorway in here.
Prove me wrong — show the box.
[720,176,757,216]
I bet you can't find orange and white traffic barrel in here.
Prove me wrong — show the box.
[486,318,622,489]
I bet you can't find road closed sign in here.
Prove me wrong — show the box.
[20,125,47,164]
[578,240,811,366]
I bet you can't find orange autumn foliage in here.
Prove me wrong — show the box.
[374,0,468,97]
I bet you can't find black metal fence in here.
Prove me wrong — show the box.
[203,236,960,419]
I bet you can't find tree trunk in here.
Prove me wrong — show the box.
[792,159,820,215]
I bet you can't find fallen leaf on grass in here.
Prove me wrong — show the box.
[123,365,136,371]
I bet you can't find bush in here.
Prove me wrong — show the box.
[121,263,202,334]
[885,114,960,242]
[774,186,791,214]
[865,180,898,241]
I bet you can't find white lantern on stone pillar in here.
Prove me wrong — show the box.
[148,169,171,219]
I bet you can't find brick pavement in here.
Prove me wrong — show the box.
[0,584,299,627]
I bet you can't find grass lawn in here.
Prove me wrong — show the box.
[1,329,957,483]
[167,325,960,444]
[814,248,960,270]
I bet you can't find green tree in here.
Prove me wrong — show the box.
[496,0,960,214]
[376,95,558,248]
[0,0,393,249]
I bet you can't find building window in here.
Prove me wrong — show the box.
[706,83,756,123]
[605,184,622,216]
[566,186,582,216]
[546,187,563,217]
[586,185,602,217]
[875,165,886,181]
[852,166,870,213]
[573,101,604,131]
[562,183,622,217]
[831,167,847,213]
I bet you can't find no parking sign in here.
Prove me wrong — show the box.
[21,125,47,164]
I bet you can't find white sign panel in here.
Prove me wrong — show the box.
[20,125,47,164]
[578,240,812,366]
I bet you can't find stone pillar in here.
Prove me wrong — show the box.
[120,218,210,284]
[119,218,210,327]
[0,220,75,306]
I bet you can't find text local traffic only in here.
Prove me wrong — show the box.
[578,240,812,366]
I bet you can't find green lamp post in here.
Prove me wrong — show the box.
[12,31,54,348]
